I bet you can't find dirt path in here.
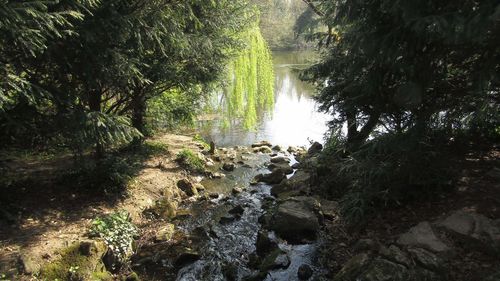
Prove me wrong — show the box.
[0,133,202,278]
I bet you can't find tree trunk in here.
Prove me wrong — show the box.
[89,89,104,158]
[131,91,146,143]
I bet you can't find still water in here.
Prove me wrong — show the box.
[198,51,330,147]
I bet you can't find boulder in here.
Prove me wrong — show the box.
[319,199,338,221]
[407,247,443,271]
[291,162,301,169]
[254,170,286,185]
[253,146,273,154]
[260,249,290,271]
[307,142,323,155]
[270,156,290,163]
[223,163,236,171]
[271,170,311,198]
[333,254,409,281]
[155,223,175,242]
[269,197,321,242]
[177,179,198,197]
[297,264,313,280]
[174,251,201,269]
[256,230,279,256]
[379,245,412,267]
[232,187,243,195]
[437,210,500,255]
[228,205,245,216]
[268,163,293,175]
[252,141,272,148]
[397,221,450,253]
[272,145,282,151]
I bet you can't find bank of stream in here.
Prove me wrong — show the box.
[133,142,329,281]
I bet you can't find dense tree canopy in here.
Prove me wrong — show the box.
[0,0,255,155]
[300,0,500,222]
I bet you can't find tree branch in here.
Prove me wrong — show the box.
[301,0,324,17]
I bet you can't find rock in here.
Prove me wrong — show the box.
[177,179,198,197]
[155,223,175,242]
[220,214,240,224]
[193,183,205,192]
[209,192,220,199]
[353,239,380,253]
[253,146,273,154]
[319,199,338,221]
[271,170,311,198]
[254,170,286,185]
[272,145,282,151]
[437,210,500,254]
[291,162,301,169]
[19,254,41,275]
[270,156,290,163]
[269,197,321,242]
[333,254,408,281]
[287,146,298,153]
[174,251,201,268]
[252,141,272,148]
[228,205,245,215]
[268,163,293,175]
[222,263,238,281]
[260,249,290,271]
[256,230,279,256]
[297,264,313,280]
[407,247,443,271]
[232,187,243,195]
[307,142,323,155]
[212,172,226,179]
[223,163,236,171]
[379,245,412,267]
[397,221,450,253]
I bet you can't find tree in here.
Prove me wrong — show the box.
[300,0,500,222]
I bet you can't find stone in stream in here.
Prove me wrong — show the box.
[232,187,243,195]
[268,197,321,243]
[267,162,293,175]
[270,156,290,163]
[251,141,272,148]
[297,264,313,280]
[253,146,273,154]
[260,249,291,271]
[174,251,201,269]
[208,192,220,199]
[291,162,301,169]
[177,179,198,197]
[253,170,286,185]
[271,170,311,198]
[256,230,279,256]
[228,205,245,216]
[222,162,236,171]
[272,145,282,151]
[219,214,241,224]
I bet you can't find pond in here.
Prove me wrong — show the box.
[197,51,330,148]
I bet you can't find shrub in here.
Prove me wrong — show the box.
[89,211,138,266]
[176,149,205,173]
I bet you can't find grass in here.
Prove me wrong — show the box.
[176,148,205,173]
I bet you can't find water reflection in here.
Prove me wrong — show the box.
[198,51,330,147]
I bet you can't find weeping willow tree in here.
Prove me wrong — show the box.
[221,24,275,131]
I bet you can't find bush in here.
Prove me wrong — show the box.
[176,149,205,173]
[320,131,454,224]
[89,211,138,266]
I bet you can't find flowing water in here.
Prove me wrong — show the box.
[198,51,330,148]
[141,51,330,280]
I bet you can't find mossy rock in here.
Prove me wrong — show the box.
[40,241,112,281]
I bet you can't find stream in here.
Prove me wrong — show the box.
[136,51,329,281]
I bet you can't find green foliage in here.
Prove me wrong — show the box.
[40,241,111,281]
[0,0,254,156]
[302,0,499,223]
[176,149,205,173]
[218,24,275,131]
[193,134,210,150]
[89,211,138,264]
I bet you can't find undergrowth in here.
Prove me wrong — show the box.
[176,148,205,173]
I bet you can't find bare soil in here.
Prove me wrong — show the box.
[0,133,202,279]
